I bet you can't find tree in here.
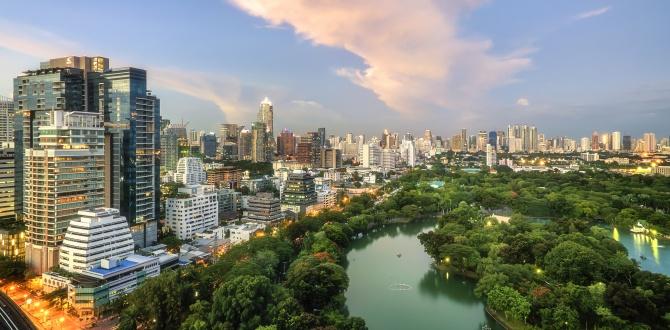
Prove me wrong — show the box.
[286,256,348,312]
[487,285,531,322]
[417,231,453,261]
[322,222,353,247]
[180,301,211,330]
[475,273,509,298]
[209,275,277,330]
[544,241,604,285]
[439,243,480,272]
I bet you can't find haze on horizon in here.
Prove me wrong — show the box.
[0,0,668,137]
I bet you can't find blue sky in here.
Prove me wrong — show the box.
[0,0,668,138]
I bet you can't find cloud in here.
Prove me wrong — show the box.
[516,97,530,106]
[228,0,532,114]
[574,6,611,20]
[0,18,248,122]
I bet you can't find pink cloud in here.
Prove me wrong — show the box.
[229,0,532,114]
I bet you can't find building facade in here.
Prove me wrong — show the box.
[174,157,207,185]
[166,185,218,240]
[245,192,283,223]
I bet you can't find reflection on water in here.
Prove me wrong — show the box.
[612,227,669,275]
[345,221,502,330]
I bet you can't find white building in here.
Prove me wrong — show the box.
[611,131,622,151]
[381,149,400,170]
[317,190,337,208]
[59,208,135,273]
[360,143,381,167]
[580,137,591,152]
[174,157,207,185]
[400,138,416,167]
[228,223,264,245]
[581,152,600,162]
[166,185,218,240]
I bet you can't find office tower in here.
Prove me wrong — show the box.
[22,111,104,274]
[251,122,268,162]
[381,129,390,149]
[59,208,135,273]
[423,129,433,144]
[477,131,488,152]
[160,125,180,172]
[93,67,160,248]
[611,131,622,151]
[451,134,462,152]
[357,134,366,147]
[591,131,600,151]
[580,137,590,152]
[308,131,322,167]
[245,192,283,223]
[257,97,274,137]
[277,129,296,157]
[220,123,240,142]
[622,135,632,151]
[174,157,207,185]
[600,132,611,151]
[643,133,656,153]
[200,133,217,158]
[166,185,218,240]
[488,131,497,149]
[400,134,416,166]
[460,128,467,151]
[345,133,353,144]
[0,97,13,143]
[486,144,497,167]
[282,172,316,214]
[318,128,326,147]
[320,148,342,168]
[529,126,538,152]
[238,129,252,160]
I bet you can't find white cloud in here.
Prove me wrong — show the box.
[229,0,532,114]
[574,6,611,20]
[516,97,530,106]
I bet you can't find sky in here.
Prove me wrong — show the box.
[0,0,669,139]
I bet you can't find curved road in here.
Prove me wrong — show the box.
[0,292,36,330]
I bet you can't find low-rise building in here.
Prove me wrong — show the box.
[166,185,219,240]
[228,223,265,245]
[206,166,243,188]
[245,192,284,223]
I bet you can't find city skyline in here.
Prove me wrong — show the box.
[0,1,669,137]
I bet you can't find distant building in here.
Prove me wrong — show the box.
[321,148,342,168]
[486,144,497,167]
[217,188,241,220]
[174,157,207,185]
[166,185,218,240]
[652,166,670,176]
[581,152,600,162]
[206,166,243,189]
[200,133,217,158]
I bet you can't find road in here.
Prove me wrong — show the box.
[0,291,36,330]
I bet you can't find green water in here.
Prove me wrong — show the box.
[612,227,670,276]
[345,221,502,330]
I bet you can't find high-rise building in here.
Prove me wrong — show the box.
[277,129,296,157]
[200,133,217,158]
[0,97,14,144]
[251,122,268,162]
[611,131,622,151]
[622,135,632,151]
[320,148,342,168]
[488,131,497,149]
[580,137,590,152]
[318,128,326,147]
[257,97,274,137]
[360,143,381,167]
[22,111,104,274]
[477,131,488,152]
[600,132,611,151]
[160,125,180,172]
[58,208,135,273]
[93,67,160,248]
[217,188,241,220]
[0,147,20,225]
[643,133,657,153]
[591,131,600,151]
[238,129,252,160]
[400,134,416,166]
[460,128,467,151]
[206,166,243,189]
[486,144,497,167]
[381,149,400,169]
[166,185,218,240]
[174,157,207,185]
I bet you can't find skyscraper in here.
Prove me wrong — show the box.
[251,122,267,162]
[622,135,632,151]
[238,129,252,160]
[643,133,657,153]
[200,133,217,158]
[23,111,104,274]
[161,124,180,172]
[488,131,497,149]
[93,67,160,248]
[611,131,622,151]
[460,128,467,151]
[257,97,274,137]
[318,127,326,147]
[277,129,296,157]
